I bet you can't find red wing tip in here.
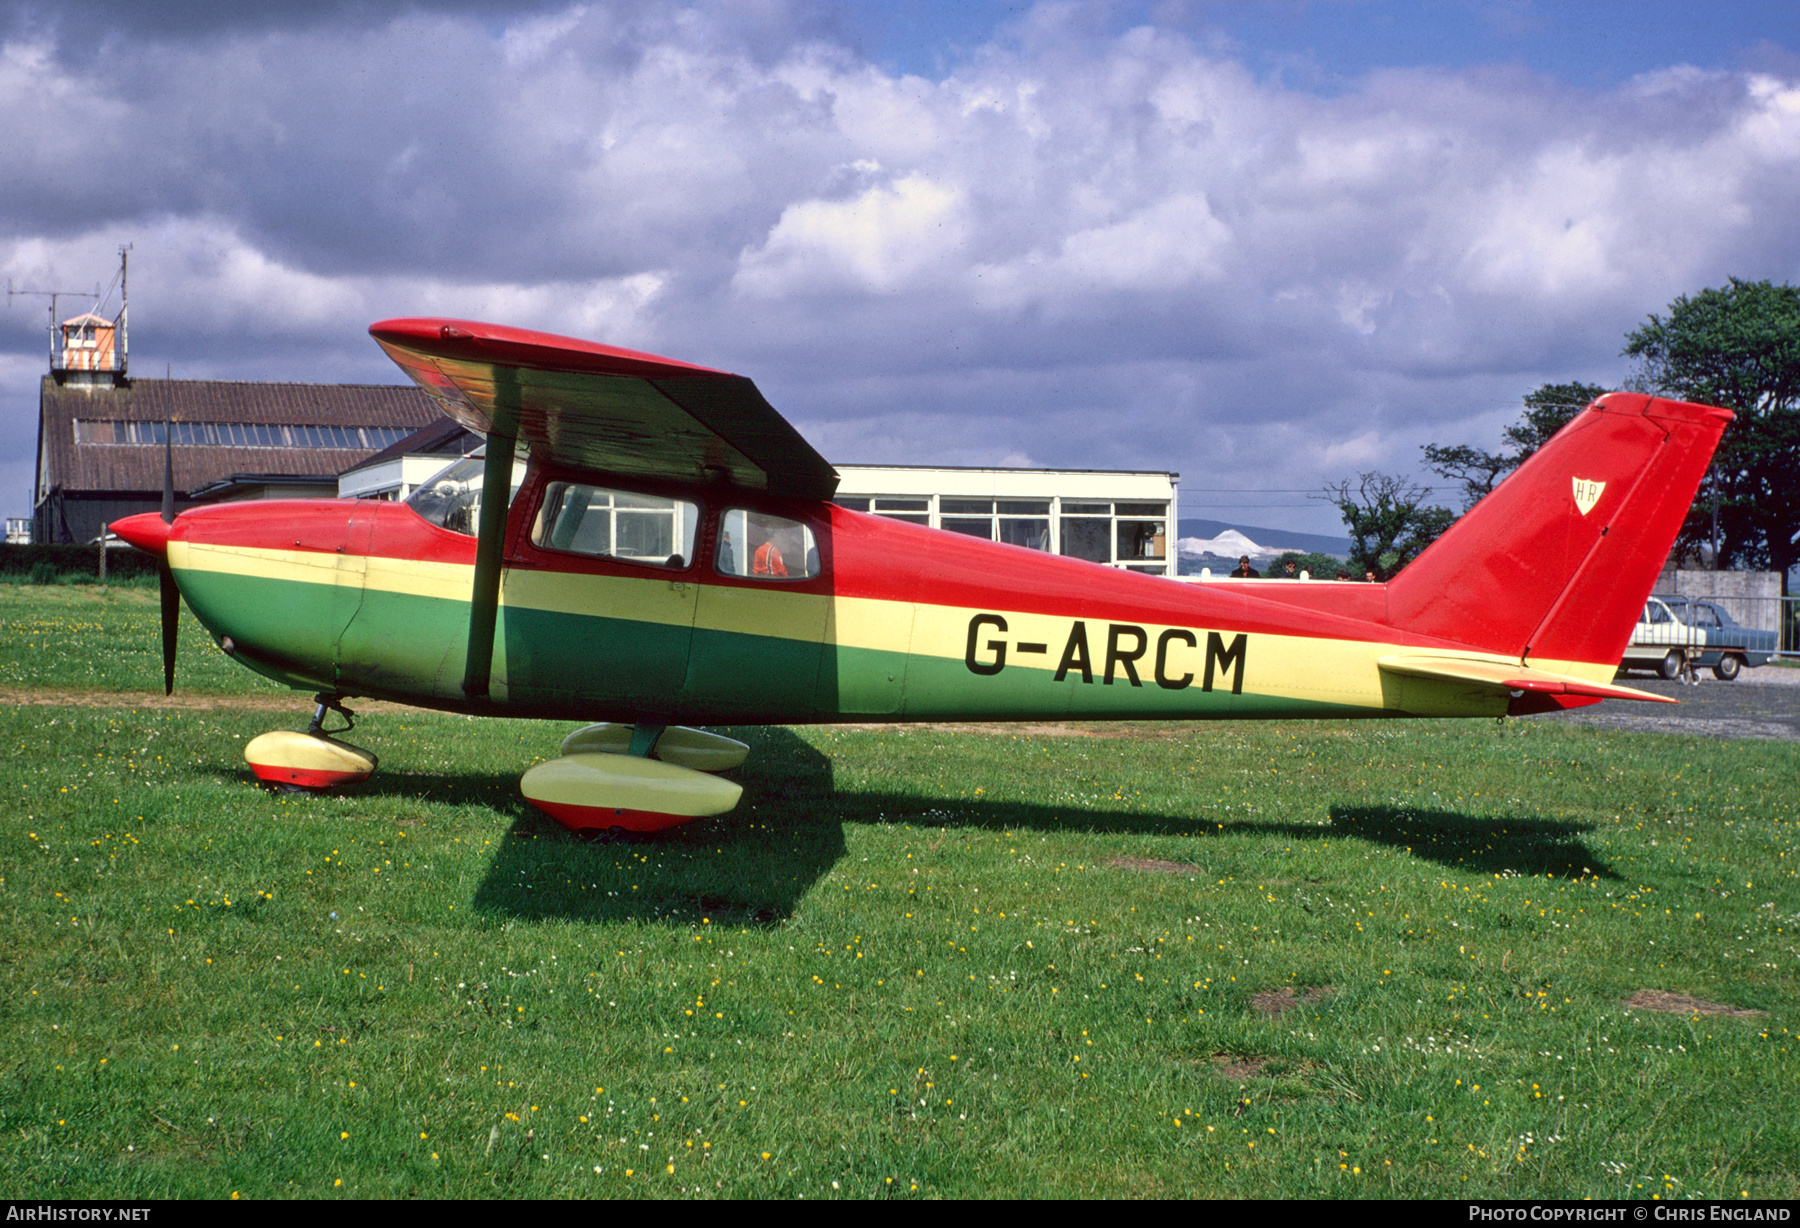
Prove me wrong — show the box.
[368,317,728,379]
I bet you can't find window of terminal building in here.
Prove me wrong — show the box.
[1058,502,1113,563]
[1059,500,1169,571]
[836,496,929,526]
[836,487,1171,573]
[940,499,1051,550]
[1115,502,1168,570]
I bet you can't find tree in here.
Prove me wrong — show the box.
[1318,473,1456,580]
[1421,382,1607,510]
[1623,278,1800,583]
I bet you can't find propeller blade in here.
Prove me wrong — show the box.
[160,420,177,694]
[159,560,178,696]
[161,421,175,524]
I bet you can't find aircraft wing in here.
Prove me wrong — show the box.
[368,318,839,501]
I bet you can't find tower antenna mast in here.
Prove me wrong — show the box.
[6,280,100,370]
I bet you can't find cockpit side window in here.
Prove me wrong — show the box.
[715,509,820,580]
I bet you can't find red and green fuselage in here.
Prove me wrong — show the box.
[113,384,1733,733]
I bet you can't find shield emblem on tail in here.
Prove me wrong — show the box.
[1572,477,1605,516]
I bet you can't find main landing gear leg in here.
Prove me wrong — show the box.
[520,720,749,835]
[243,692,379,789]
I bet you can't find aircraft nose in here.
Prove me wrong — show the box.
[112,511,173,557]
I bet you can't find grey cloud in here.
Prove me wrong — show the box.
[4,4,1799,532]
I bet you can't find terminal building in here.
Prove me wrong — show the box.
[830,465,1175,577]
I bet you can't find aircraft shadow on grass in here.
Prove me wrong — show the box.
[203,726,1618,924]
[1320,806,1618,882]
[463,720,1619,922]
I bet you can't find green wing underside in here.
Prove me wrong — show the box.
[376,342,840,501]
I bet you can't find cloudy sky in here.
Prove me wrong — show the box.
[4,0,1798,534]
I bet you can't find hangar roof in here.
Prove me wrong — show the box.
[37,376,440,496]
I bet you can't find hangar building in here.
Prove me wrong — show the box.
[30,309,438,544]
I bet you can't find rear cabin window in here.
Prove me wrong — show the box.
[533,482,699,569]
[716,510,819,580]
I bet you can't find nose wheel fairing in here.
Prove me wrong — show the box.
[243,697,377,789]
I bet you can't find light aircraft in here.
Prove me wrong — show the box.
[111,319,1733,833]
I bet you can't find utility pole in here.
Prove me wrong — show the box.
[1710,464,1721,570]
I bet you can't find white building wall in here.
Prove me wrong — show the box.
[834,464,1177,575]
[338,454,466,501]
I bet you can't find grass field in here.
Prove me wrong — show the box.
[2,586,1796,1199]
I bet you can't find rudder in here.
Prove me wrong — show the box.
[1387,394,1732,673]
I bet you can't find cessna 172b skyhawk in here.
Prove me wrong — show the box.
[111,318,1732,833]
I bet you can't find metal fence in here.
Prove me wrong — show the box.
[1653,589,1800,659]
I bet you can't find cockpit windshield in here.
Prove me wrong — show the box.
[404,447,528,536]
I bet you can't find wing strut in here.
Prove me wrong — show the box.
[461,379,520,701]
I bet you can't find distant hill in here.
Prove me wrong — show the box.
[1177,518,1351,559]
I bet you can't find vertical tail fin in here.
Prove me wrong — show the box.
[1387,394,1732,672]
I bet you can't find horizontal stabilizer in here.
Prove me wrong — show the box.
[1377,655,1675,704]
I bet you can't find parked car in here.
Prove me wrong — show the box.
[1619,596,1776,680]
